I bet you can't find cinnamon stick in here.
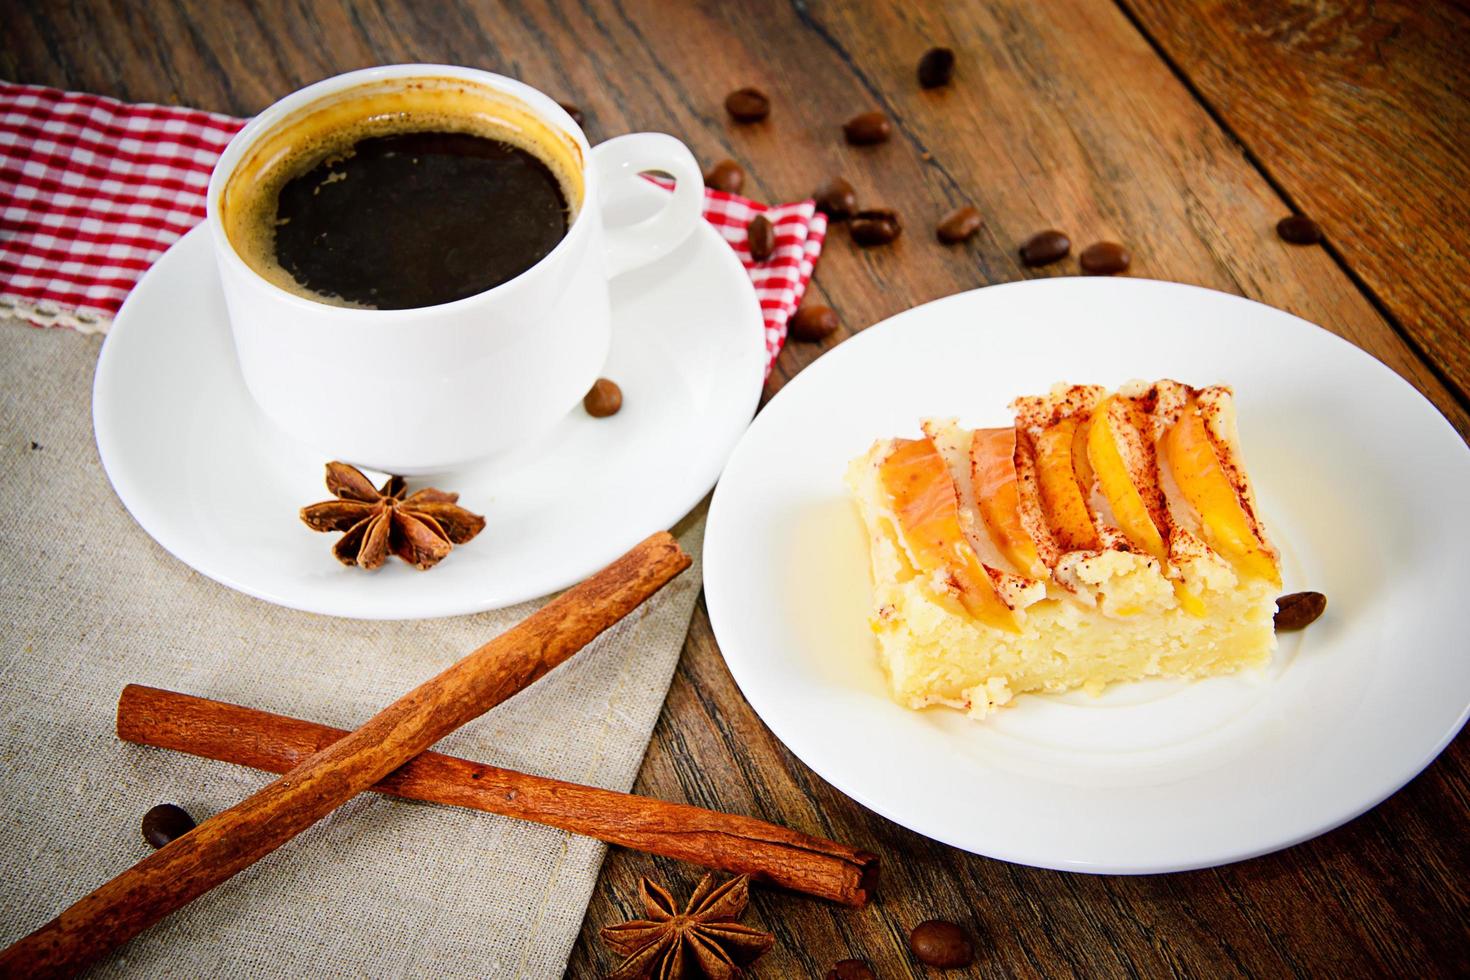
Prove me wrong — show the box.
[0,531,690,978]
[116,685,878,906]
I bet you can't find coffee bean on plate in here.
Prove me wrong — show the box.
[815,177,858,221]
[584,378,623,418]
[556,102,584,126]
[827,958,876,980]
[937,205,982,244]
[1276,214,1323,245]
[704,159,745,194]
[851,208,902,246]
[1019,228,1070,266]
[918,46,956,88]
[724,87,770,122]
[789,305,839,342]
[747,214,776,261]
[142,803,196,849]
[1079,240,1131,275]
[910,919,975,968]
[843,111,892,145]
[1274,591,1326,631]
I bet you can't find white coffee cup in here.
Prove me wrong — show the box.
[206,64,704,474]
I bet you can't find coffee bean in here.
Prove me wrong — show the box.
[789,305,839,342]
[1274,591,1326,631]
[142,803,196,849]
[827,959,876,980]
[1276,214,1323,245]
[1019,229,1070,266]
[1079,240,1131,275]
[815,177,858,221]
[843,111,892,145]
[937,205,982,244]
[851,208,902,246]
[747,214,776,261]
[724,87,770,122]
[918,46,956,88]
[704,159,745,194]
[910,919,974,969]
[556,102,584,127]
[583,378,623,418]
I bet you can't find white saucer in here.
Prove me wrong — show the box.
[704,278,1470,873]
[94,182,764,619]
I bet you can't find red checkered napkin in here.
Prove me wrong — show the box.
[683,185,827,370]
[0,81,825,375]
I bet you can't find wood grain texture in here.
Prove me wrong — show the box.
[1123,0,1470,408]
[3,0,1468,976]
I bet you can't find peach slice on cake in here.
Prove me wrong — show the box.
[1162,391,1281,585]
[879,437,1019,631]
[1086,396,1169,562]
[1029,418,1100,553]
[970,427,1047,579]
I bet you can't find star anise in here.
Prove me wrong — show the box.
[600,874,774,980]
[299,461,485,570]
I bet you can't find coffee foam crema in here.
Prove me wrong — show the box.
[219,77,585,304]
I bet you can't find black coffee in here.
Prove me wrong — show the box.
[269,131,569,309]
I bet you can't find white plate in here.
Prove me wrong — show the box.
[704,277,1470,873]
[94,182,764,618]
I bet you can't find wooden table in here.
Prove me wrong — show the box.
[6,0,1468,975]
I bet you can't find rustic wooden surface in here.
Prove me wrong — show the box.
[4,0,1468,976]
[1123,0,1470,409]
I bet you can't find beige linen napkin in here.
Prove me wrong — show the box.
[0,321,705,977]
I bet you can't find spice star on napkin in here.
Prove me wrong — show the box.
[0,80,826,376]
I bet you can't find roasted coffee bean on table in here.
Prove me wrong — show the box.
[746,214,776,261]
[704,158,745,194]
[937,205,983,243]
[910,919,975,968]
[789,304,840,342]
[724,87,770,122]
[1079,240,1131,275]
[843,110,892,145]
[583,378,623,418]
[814,177,858,221]
[1274,591,1327,631]
[918,46,956,88]
[826,958,877,980]
[851,208,902,246]
[1019,228,1071,266]
[141,803,196,849]
[556,101,584,126]
[1276,214,1324,245]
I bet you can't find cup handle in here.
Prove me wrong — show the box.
[590,133,704,279]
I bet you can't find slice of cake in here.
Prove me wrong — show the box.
[845,380,1282,718]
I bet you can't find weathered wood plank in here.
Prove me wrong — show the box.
[1123,0,1470,406]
